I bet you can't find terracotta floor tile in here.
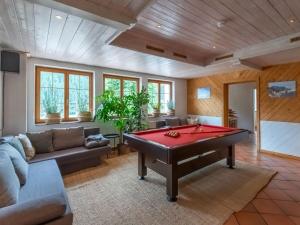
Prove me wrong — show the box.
[252,199,284,214]
[224,215,239,225]
[284,189,300,201]
[289,216,300,225]
[264,189,293,201]
[256,191,270,199]
[272,180,299,190]
[274,200,300,217]
[235,212,267,225]
[242,202,258,213]
[261,214,296,225]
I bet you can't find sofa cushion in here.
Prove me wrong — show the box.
[165,118,181,127]
[26,130,54,154]
[0,193,66,225]
[0,152,20,207]
[17,134,35,161]
[84,127,100,138]
[0,143,29,185]
[53,127,85,151]
[5,137,26,160]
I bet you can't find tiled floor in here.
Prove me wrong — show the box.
[224,137,300,225]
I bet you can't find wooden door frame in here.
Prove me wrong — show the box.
[223,78,261,152]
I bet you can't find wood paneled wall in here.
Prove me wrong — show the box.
[187,62,300,123]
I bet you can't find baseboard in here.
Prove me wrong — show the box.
[260,149,300,160]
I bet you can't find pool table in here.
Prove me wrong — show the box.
[123,124,250,202]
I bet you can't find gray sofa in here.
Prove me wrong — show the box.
[0,160,72,225]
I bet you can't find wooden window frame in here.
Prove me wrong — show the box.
[35,66,93,124]
[103,74,140,97]
[148,79,173,114]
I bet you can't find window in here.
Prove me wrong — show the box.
[148,80,172,114]
[103,74,139,97]
[35,67,93,123]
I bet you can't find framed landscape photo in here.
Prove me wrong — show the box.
[268,80,296,98]
[197,87,211,99]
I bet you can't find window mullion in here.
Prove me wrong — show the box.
[64,72,69,121]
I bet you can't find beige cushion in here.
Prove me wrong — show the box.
[26,131,54,154]
[17,134,35,161]
[52,127,85,151]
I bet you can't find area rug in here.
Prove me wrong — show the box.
[64,153,276,225]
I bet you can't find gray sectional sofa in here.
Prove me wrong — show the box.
[0,126,111,225]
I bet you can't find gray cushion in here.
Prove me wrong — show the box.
[5,137,26,160]
[165,118,181,127]
[0,143,29,185]
[0,193,66,225]
[0,152,20,207]
[52,127,85,151]
[85,139,110,149]
[26,130,54,154]
[17,134,36,161]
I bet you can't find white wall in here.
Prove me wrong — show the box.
[0,48,3,136]
[21,57,187,133]
[2,53,27,135]
[229,82,256,132]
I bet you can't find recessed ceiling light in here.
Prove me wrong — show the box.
[289,19,295,23]
[212,46,216,49]
[157,24,161,28]
[55,15,63,20]
[26,53,31,57]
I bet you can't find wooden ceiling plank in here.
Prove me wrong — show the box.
[181,0,256,46]
[62,19,95,58]
[54,15,82,57]
[150,1,243,50]
[283,0,300,27]
[202,0,268,42]
[34,3,51,56]
[45,9,68,55]
[220,0,278,39]
[252,0,294,35]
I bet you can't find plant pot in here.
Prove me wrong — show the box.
[45,113,61,125]
[77,111,92,122]
[167,109,175,116]
[153,109,160,118]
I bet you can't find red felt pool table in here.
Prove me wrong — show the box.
[123,124,249,202]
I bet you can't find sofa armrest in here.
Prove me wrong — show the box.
[0,193,66,225]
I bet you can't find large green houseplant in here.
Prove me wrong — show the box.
[94,87,149,143]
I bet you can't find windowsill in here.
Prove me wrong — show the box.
[35,120,95,126]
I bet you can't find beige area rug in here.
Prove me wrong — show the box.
[64,153,276,225]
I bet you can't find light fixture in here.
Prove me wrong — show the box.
[217,21,225,28]
[289,19,295,23]
[157,24,161,28]
[55,15,63,20]
[212,46,216,49]
[26,53,31,57]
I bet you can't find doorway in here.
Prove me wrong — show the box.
[223,81,260,151]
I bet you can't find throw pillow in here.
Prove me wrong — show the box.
[6,137,26,160]
[52,127,85,151]
[0,143,29,185]
[26,130,54,154]
[0,152,20,207]
[17,134,35,161]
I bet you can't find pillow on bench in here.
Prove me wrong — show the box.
[53,127,85,151]
[26,130,54,154]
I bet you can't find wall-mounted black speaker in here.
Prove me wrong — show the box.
[1,51,20,73]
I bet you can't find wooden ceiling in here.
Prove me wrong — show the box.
[1,0,300,78]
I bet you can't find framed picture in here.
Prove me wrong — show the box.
[197,87,211,99]
[268,81,296,98]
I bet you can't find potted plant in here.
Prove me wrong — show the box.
[151,103,160,117]
[167,100,175,116]
[77,96,92,122]
[42,90,61,124]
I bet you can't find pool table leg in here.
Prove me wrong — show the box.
[227,145,235,169]
[138,151,147,180]
[166,164,178,202]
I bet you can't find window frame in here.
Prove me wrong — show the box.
[103,74,140,97]
[35,66,93,124]
[148,79,173,115]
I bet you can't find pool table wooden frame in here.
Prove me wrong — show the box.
[123,126,249,202]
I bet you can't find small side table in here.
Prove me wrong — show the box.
[103,133,120,155]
